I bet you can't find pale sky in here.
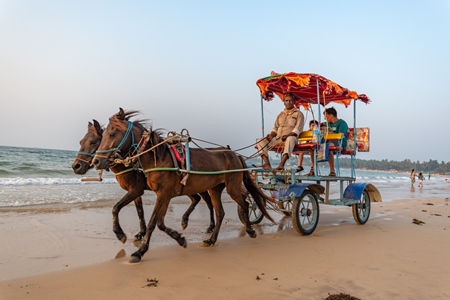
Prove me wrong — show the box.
[1,1,450,162]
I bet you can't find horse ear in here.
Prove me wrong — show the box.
[117,107,125,120]
[93,119,102,134]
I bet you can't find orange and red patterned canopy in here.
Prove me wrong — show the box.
[256,72,370,108]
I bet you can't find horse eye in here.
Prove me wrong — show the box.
[90,140,97,145]
[110,133,115,137]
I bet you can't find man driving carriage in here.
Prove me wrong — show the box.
[257,92,305,171]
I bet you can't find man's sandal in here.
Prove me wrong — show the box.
[295,166,304,173]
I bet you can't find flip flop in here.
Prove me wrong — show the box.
[295,166,304,173]
[328,172,336,177]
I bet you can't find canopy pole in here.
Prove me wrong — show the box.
[351,100,357,178]
[313,78,321,176]
[316,78,322,123]
[260,96,265,137]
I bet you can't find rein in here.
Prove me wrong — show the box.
[77,151,95,157]
[110,127,266,178]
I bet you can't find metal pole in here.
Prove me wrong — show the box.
[316,78,322,123]
[260,96,265,164]
[260,96,265,137]
[352,100,357,178]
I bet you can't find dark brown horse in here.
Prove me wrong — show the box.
[93,108,274,263]
[72,118,216,243]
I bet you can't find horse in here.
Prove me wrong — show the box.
[92,108,274,263]
[72,118,217,243]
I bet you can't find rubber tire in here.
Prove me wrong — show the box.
[292,190,320,235]
[237,194,264,225]
[352,190,371,225]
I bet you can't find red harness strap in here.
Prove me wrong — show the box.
[170,144,186,163]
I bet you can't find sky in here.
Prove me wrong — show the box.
[1,0,450,163]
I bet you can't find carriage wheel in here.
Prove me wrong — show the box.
[261,187,291,216]
[237,193,264,225]
[277,199,292,216]
[292,190,319,235]
[352,190,371,225]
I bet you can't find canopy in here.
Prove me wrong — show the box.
[256,72,370,108]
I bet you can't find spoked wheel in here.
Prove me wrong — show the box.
[352,190,371,224]
[237,193,265,225]
[261,187,291,216]
[292,190,320,235]
[277,199,292,216]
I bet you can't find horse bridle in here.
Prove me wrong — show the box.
[94,121,145,169]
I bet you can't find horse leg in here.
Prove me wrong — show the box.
[157,218,187,248]
[112,190,144,243]
[227,182,256,238]
[133,196,146,241]
[202,185,225,247]
[199,191,216,233]
[182,192,215,233]
[181,194,201,230]
[130,195,185,263]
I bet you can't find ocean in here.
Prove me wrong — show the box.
[0,145,448,208]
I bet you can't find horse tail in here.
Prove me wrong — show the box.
[238,156,275,224]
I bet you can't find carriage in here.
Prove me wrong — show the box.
[237,72,382,235]
[78,72,382,263]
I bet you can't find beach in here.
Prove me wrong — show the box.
[1,187,449,299]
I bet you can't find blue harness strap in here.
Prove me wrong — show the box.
[96,121,134,154]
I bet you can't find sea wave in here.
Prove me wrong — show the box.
[0,177,117,186]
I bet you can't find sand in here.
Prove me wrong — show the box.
[1,193,449,299]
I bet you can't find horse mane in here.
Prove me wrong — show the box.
[145,127,166,157]
[109,109,149,132]
[109,109,166,157]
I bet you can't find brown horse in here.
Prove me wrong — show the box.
[93,108,274,263]
[72,118,217,243]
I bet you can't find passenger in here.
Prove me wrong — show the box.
[257,92,305,171]
[410,169,416,186]
[296,120,319,173]
[308,107,348,177]
[418,172,424,188]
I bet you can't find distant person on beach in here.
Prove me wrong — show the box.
[418,172,424,188]
[257,92,305,171]
[428,172,431,180]
[307,107,348,177]
[410,169,416,186]
[296,120,319,173]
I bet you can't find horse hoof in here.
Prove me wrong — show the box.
[116,233,127,244]
[129,255,141,263]
[248,231,257,238]
[133,233,144,241]
[201,240,215,247]
[178,237,187,248]
[181,220,188,230]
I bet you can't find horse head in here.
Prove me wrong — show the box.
[93,108,147,170]
[72,119,103,174]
